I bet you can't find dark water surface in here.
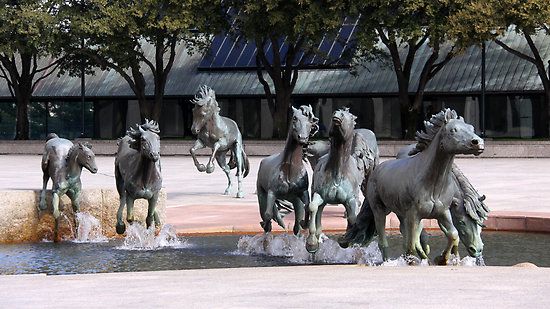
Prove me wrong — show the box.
[0,231,548,275]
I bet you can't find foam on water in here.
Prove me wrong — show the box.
[73,212,108,243]
[117,224,189,250]
[236,233,486,266]
[236,233,383,265]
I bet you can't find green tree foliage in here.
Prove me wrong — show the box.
[352,0,468,138]
[450,0,550,136]
[229,0,348,138]
[0,0,63,139]
[59,0,227,122]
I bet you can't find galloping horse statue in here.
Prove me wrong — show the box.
[190,85,250,198]
[306,108,378,253]
[256,105,319,235]
[339,109,484,264]
[115,119,162,234]
[40,134,98,223]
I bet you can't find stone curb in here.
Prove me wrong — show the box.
[173,210,550,236]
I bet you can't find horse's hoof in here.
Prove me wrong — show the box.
[197,164,207,172]
[337,237,350,249]
[38,202,47,211]
[206,164,215,173]
[116,223,126,235]
[306,237,319,253]
[223,189,230,195]
[236,192,244,198]
[434,255,448,266]
[260,221,272,233]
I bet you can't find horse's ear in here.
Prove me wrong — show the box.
[444,109,458,123]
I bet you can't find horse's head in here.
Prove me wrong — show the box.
[75,142,98,174]
[128,119,161,162]
[451,200,484,257]
[330,108,356,141]
[191,85,219,135]
[415,109,484,156]
[290,105,319,144]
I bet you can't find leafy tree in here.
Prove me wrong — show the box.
[229,0,348,138]
[59,0,227,122]
[450,0,550,136]
[0,0,63,139]
[351,0,467,138]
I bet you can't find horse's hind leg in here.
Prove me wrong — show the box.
[215,152,232,195]
[257,187,272,233]
[234,143,245,198]
[435,210,460,265]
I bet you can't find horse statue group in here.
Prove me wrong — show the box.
[259,106,489,264]
[38,83,489,264]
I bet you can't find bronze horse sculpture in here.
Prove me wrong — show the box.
[306,108,378,253]
[340,109,484,264]
[256,105,319,235]
[39,134,98,234]
[115,119,162,234]
[190,85,250,198]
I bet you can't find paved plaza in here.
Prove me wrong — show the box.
[1,154,550,307]
[2,154,550,233]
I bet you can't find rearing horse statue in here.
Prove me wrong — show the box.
[115,119,162,234]
[341,109,484,264]
[190,85,250,198]
[256,105,319,235]
[40,134,98,239]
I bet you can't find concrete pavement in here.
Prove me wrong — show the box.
[0,265,549,308]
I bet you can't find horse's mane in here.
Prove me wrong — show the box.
[127,119,160,149]
[191,85,218,108]
[298,105,320,137]
[67,141,92,161]
[412,108,461,154]
[452,165,490,226]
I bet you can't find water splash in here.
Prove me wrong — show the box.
[237,233,486,267]
[73,212,107,243]
[236,233,383,265]
[117,224,189,250]
[59,213,75,241]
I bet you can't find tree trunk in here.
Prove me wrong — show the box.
[15,93,30,140]
[272,89,291,138]
[545,90,550,137]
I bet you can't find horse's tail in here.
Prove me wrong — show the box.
[46,133,58,141]
[452,164,490,225]
[338,199,377,248]
[228,143,250,178]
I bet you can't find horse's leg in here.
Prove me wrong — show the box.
[306,193,325,253]
[435,210,460,265]
[404,213,428,260]
[257,187,272,233]
[299,190,310,230]
[146,193,159,229]
[215,151,232,195]
[116,191,127,234]
[67,188,81,236]
[371,205,389,261]
[291,192,308,235]
[315,204,326,240]
[344,197,359,229]
[206,142,220,174]
[190,139,207,172]
[39,173,49,211]
[126,196,135,226]
[234,142,245,198]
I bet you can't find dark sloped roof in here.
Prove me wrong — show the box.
[0,30,549,99]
